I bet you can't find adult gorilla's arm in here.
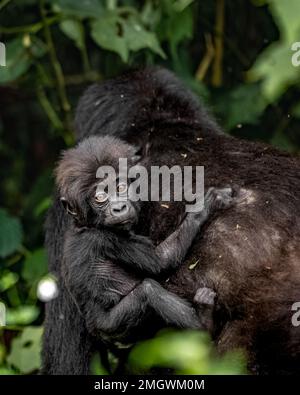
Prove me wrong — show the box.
[41,196,94,375]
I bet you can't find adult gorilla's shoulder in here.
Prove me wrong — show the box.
[74,67,221,143]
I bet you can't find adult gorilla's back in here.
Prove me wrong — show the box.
[43,68,300,374]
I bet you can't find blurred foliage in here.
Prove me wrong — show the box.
[0,0,300,375]
[90,330,246,375]
[128,330,246,374]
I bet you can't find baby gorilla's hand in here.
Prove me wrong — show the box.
[184,186,237,231]
[204,186,236,212]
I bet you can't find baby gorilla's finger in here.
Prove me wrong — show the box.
[204,186,234,211]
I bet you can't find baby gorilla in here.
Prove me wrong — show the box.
[56,136,234,343]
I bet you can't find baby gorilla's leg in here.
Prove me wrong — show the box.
[194,287,216,331]
[92,279,200,338]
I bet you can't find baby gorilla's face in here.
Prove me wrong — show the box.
[89,177,140,230]
[56,135,143,231]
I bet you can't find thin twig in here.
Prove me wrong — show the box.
[78,20,91,74]
[0,16,62,34]
[212,0,225,86]
[39,0,73,141]
[36,85,63,131]
[195,33,215,81]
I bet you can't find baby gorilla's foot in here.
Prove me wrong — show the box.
[194,287,216,305]
[194,287,216,332]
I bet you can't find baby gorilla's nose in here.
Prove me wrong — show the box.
[111,201,129,217]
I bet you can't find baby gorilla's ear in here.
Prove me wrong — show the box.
[60,197,77,217]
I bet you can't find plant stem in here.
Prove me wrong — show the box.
[39,0,73,142]
[212,0,225,87]
[78,20,91,74]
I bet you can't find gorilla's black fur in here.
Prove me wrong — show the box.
[43,68,300,375]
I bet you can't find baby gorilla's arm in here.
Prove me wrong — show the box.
[85,278,201,340]
[102,188,235,278]
[154,187,234,272]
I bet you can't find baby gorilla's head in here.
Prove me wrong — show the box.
[56,136,142,230]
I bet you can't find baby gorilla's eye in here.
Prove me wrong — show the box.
[117,183,127,194]
[95,191,108,203]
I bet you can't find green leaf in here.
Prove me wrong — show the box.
[91,12,128,62]
[249,42,300,103]
[173,0,195,12]
[129,330,246,374]
[0,367,15,375]
[52,0,103,18]
[0,37,31,83]
[249,0,300,103]
[34,196,52,218]
[215,84,267,130]
[268,0,300,42]
[90,354,109,375]
[6,306,40,326]
[0,36,46,83]
[166,6,193,48]
[122,16,165,58]
[59,19,84,49]
[22,248,48,283]
[7,327,43,374]
[0,271,19,292]
[0,208,23,258]
[91,11,165,62]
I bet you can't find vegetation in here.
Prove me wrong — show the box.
[0,0,299,374]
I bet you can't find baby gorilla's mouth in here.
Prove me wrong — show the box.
[115,219,134,229]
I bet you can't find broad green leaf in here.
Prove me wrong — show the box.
[0,208,23,258]
[60,19,84,49]
[215,84,267,130]
[7,327,43,374]
[140,0,162,29]
[173,0,195,12]
[268,0,300,42]
[91,13,128,62]
[22,248,48,283]
[129,330,246,374]
[91,11,165,62]
[0,37,31,83]
[0,36,46,84]
[6,306,40,326]
[249,0,300,102]
[0,367,15,375]
[52,0,103,18]
[0,271,18,292]
[122,16,165,58]
[249,42,300,102]
[166,6,193,48]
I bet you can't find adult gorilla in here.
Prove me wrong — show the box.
[42,68,300,375]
